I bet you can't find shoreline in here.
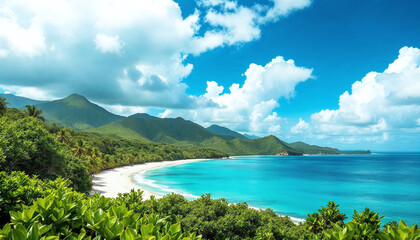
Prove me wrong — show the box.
[91,158,216,199]
[92,157,305,223]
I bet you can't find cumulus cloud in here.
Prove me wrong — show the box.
[0,7,46,57]
[192,0,312,53]
[291,118,310,134]
[161,56,313,135]
[0,0,311,108]
[95,34,124,54]
[259,0,312,23]
[0,84,54,100]
[310,46,420,142]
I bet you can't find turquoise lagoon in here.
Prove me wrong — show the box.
[133,153,420,225]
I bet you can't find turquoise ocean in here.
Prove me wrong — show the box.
[133,153,420,225]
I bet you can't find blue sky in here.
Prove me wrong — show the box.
[0,0,420,151]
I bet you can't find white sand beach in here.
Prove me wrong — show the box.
[92,157,305,223]
[91,158,212,199]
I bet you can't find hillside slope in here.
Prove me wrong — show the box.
[289,142,371,155]
[1,93,46,109]
[206,124,249,141]
[200,135,301,155]
[36,94,124,130]
[88,116,302,155]
[88,115,237,144]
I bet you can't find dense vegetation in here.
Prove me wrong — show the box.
[1,172,419,240]
[0,106,227,193]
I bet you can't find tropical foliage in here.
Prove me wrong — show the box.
[1,172,419,240]
[0,96,9,117]
[0,173,201,240]
[0,107,226,191]
[23,105,46,122]
[305,202,420,240]
[0,116,91,193]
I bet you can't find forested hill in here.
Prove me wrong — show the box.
[36,93,124,130]
[87,116,302,155]
[206,124,250,141]
[2,93,371,155]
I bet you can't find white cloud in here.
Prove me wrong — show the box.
[259,0,312,23]
[161,56,313,135]
[191,0,311,53]
[0,84,54,100]
[205,7,260,44]
[291,118,310,134]
[95,34,124,54]
[0,6,46,57]
[0,49,8,57]
[0,0,311,108]
[159,109,173,118]
[310,46,420,141]
[417,118,420,126]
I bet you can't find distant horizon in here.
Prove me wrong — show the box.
[1,0,419,151]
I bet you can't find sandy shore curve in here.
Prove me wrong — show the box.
[91,158,212,199]
[91,157,305,223]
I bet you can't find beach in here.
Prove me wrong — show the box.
[91,158,213,199]
[91,157,306,223]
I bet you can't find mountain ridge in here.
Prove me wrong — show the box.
[206,124,249,141]
[2,93,370,155]
[35,93,124,130]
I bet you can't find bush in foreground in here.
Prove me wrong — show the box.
[1,172,419,240]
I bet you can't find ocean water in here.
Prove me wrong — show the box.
[133,153,420,225]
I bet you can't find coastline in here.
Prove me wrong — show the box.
[91,157,305,224]
[91,158,216,199]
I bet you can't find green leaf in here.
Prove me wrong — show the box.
[10,229,26,240]
[27,223,39,240]
[169,223,181,235]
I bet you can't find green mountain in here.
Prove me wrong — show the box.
[88,114,237,144]
[289,141,370,155]
[206,124,249,141]
[199,135,301,155]
[36,93,124,130]
[244,134,260,140]
[0,93,47,109]
[9,93,368,155]
[88,116,302,155]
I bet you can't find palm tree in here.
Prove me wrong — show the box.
[73,139,87,158]
[0,96,9,116]
[57,129,70,144]
[24,105,45,122]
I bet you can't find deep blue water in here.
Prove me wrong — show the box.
[133,153,420,225]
